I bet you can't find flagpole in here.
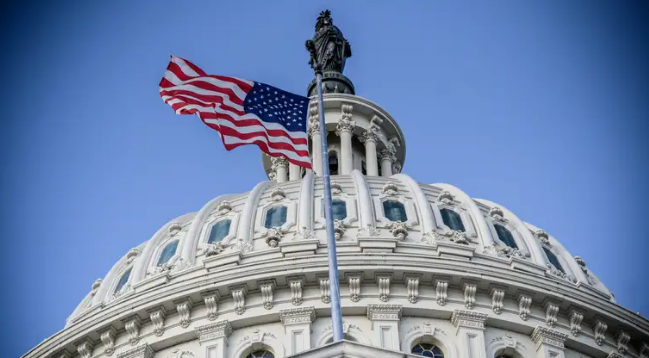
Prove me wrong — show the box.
[315,68,344,342]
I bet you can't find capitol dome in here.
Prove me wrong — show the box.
[25,10,648,358]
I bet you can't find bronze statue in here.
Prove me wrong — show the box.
[306,10,352,73]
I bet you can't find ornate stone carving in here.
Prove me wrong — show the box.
[406,277,419,303]
[544,302,559,328]
[126,248,140,263]
[262,228,284,247]
[169,221,182,235]
[91,278,103,296]
[270,186,286,201]
[307,118,320,136]
[358,224,379,237]
[280,306,317,325]
[382,181,399,196]
[608,352,625,358]
[54,350,72,358]
[463,283,477,310]
[489,335,527,351]
[336,109,355,136]
[437,191,455,205]
[237,329,278,348]
[489,206,507,223]
[330,181,343,194]
[348,275,361,302]
[376,276,391,302]
[379,147,396,164]
[569,309,584,336]
[333,219,346,240]
[534,229,551,246]
[305,10,352,73]
[639,343,649,358]
[485,244,528,259]
[147,307,167,337]
[231,286,247,315]
[319,277,330,303]
[202,292,219,321]
[435,280,448,306]
[215,200,232,215]
[270,157,289,172]
[116,344,154,358]
[518,294,532,321]
[174,299,193,328]
[389,221,410,240]
[617,331,630,354]
[451,310,488,329]
[259,281,275,310]
[594,320,608,346]
[204,242,226,257]
[438,229,469,245]
[491,288,505,315]
[76,338,94,358]
[366,304,402,321]
[164,349,195,358]
[360,128,379,144]
[289,279,303,305]
[99,326,117,356]
[546,263,569,280]
[531,326,568,349]
[392,161,402,174]
[195,320,232,343]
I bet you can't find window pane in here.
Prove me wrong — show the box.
[383,200,407,222]
[543,247,565,273]
[494,224,518,249]
[208,220,231,244]
[157,240,178,266]
[411,343,444,357]
[114,268,131,294]
[265,206,287,228]
[246,351,275,358]
[331,200,347,220]
[440,208,465,232]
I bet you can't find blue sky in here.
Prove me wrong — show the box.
[2,1,648,357]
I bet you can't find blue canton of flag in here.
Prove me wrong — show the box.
[244,83,309,133]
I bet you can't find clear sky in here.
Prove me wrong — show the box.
[2,1,648,357]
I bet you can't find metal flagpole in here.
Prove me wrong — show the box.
[315,68,344,342]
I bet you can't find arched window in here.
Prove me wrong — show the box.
[114,268,131,294]
[331,200,347,220]
[157,240,178,266]
[329,152,339,175]
[494,224,518,249]
[543,247,565,273]
[246,350,274,358]
[383,200,407,222]
[411,343,444,357]
[208,219,231,244]
[264,206,287,228]
[440,208,465,232]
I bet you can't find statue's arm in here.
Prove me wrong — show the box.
[344,39,352,57]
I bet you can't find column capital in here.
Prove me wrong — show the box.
[116,344,154,358]
[308,119,320,135]
[366,304,402,321]
[379,147,396,163]
[270,156,289,170]
[195,320,233,343]
[336,117,356,136]
[451,310,488,330]
[531,326,568,350]
[279,306,317,325]
[360,129,379,143]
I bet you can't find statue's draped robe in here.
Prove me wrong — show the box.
[311,25,347,72]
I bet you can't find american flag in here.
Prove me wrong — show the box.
[159,55,311,168]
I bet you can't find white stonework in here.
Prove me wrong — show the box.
[25,78,648,358]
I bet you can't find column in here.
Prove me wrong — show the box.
[366,304,402,351]
[451,310,488,358]
[271,157,289,183]
[116,344,154,358]
[289,163,301,181]
[336,104,355,175]
[195,320,233,358]
[280,307,316,355]
[530,326,568,358]
[308,111,322,176]
[360,130,379,176]
[379,148,394,177]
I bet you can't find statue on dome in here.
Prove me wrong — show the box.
[306,10,352,73]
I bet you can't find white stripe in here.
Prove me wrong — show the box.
[221,135,310,164]
[171,56,254,87]
[212,105,308,137]
[204,118,308,152]
[164,70,248,100]
[161,84,244,112]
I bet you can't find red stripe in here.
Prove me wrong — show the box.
[160,89,245,116]
[216,126,310,157]
[222,140,312,169]
[165,62,246,104]
[210,113,308,146]
[176,56,207,77]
